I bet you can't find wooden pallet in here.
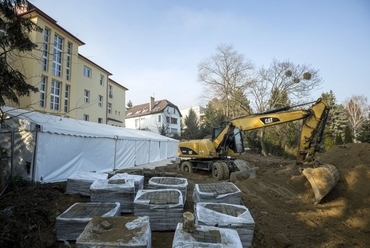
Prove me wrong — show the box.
[56,202,120,241]
[193,182,241,205]
[173,223,242,248]
[90,178,136,213]
[134,189,183,231]
[65,172,107,196]
[148,177,188,204]
[195,202,255,247]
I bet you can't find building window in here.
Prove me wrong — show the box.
[83,114,89,121]
[66,42,72,80]
[98,95,103,107]
[83,66,91,78]
[171,117,177,124]
[158,115,161,122]
[166,116,170,123]
[84,90,89,102]
[41,28,50,71]
[108,103,112,114]
[50,80,60,110]
[64,84,70,113]
[52,34,63,77]
[98,118,103,123]
[108,85,113,97]
[39,76,46,108]
[100,74,104,86]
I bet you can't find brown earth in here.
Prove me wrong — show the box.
[0,143,369,248]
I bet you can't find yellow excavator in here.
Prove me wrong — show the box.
[176,98,339,204]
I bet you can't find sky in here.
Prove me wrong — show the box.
[30,0,370,110]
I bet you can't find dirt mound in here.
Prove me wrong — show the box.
[0,143,369,247]
[318,143,370,168]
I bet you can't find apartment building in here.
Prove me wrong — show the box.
[5,2,127,126]
[180,106,205,127]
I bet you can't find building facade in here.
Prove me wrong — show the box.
[5,2,127,126]
[180,106,205,128]
[125,97,182,137]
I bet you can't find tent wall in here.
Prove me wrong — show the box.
[159,141,167,160]
[149,140,160,163]
[34,133,115,182]
[167,140,178,158]
[0,129,35,180]
[114,139,136,170]
[135,140,149,166]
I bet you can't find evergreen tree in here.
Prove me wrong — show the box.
[126,100,133,108]
[200,100,226,138]
[158,124,167,136]
[183,108,200,139]
[229,89,252,118]
[0,0,42,106]
[344,125,353,144]
[335,134,343,145]
[321,91,348,143]
[324,126,335,150]
[356,114,370,143]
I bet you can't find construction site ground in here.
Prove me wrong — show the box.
[0,143,369,248]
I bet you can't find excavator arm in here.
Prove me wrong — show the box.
[214,98,329,160]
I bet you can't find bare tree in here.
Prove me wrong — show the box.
[198,44,255,118]
[249,59,323,156]
[344,95,370,141]
[250,58,323,112]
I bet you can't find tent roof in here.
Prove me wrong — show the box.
[1,107,178,142]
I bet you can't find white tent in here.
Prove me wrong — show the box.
[0,107,179,183]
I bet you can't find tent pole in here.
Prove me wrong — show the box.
[30,125,40,182]
[113,136,117,170]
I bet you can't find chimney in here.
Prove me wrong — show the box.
[149,96,155,110]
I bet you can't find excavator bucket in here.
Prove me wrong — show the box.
[233,159,258,178]
[301,164,339,204]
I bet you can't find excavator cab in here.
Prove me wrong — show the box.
[213,126,244,156]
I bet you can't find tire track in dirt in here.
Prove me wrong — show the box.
[257,180,297,199]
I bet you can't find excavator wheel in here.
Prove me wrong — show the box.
[212,161,226,181]
[302,164,339,204]
[221,163,230,180]
[181,161,193,173]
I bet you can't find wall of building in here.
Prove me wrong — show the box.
[6,5,128,127]
[107,79,126,126]
[126,106,181,137]
[74,56,111,123]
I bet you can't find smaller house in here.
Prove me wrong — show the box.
[125,97,182,137]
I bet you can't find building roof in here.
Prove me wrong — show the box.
[109,78,129,91]
[78,53,112,76]
[126,99,182,119]
[18,1,85,46]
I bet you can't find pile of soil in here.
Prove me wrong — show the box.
[0,143,369,247]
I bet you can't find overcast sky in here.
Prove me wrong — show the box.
[30,0,370,110]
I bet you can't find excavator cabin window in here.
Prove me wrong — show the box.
[213,126,245,154]
[230,127,244,153]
